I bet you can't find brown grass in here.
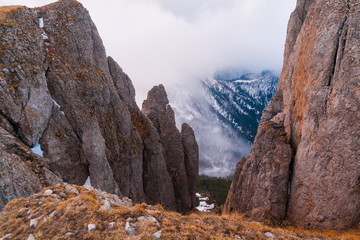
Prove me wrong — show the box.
[0,5,23,22]
[0,185,359,240]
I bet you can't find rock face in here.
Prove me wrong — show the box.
[0,127,61,209]
[224,0,360,230]
[142,85,199,212]
[0,0,198,212]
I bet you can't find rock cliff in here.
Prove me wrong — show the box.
[224,0,360,230]
[0,0,198,212]
[142,85,199,212]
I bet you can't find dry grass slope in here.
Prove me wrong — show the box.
[0,5,23,22]
[0,185,359,240]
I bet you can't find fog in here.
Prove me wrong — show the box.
[1,0,296,176]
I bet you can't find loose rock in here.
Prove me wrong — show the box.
[152,230,162,239]
[87,224,96,231]
[264,232,275,238]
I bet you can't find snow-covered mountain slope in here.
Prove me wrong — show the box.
[206,70,279,142]
[171,70,278,177]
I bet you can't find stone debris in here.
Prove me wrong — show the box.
[65,232,75,237]
[65,185,80,195]
[88,224,96,231]
[0,233,12,240]
[125,222,136,236]
[49,211,56,218]
[43,189,53,195]
[152,230,162,239]
[137,216,160,226]
[29,215,43,228]
[99,199,112,211]
[264,232,275,238]
[27,234,35,240]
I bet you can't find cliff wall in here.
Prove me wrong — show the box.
[224,0,360,229]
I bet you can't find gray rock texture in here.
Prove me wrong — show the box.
[224,0,360,230]
[142,85,199,212]
[0,127,61,210]
[181,123,199,209]
[0,0,198,211]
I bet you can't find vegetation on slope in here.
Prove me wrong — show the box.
[0,185,359,240]
[196,175,232,206]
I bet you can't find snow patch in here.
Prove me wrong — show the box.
[196,193,215,212]
[52,99,65,115]
[41,32,49,40]
[31,141,43,157]
[38,17,44,28]
[83,176,92,186]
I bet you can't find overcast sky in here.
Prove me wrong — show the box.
[1,0,296,101]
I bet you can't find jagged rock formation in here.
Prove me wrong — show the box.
[224,0,360,230]
[0,0,198,212]
[142,85,199,212]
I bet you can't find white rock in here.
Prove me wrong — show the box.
[88,224,96,231]
[0,233,12,240]
[43,189,53,195]
[126,217,134,222]
[29,215,43,228]
[122,197,133,206]
[65,185,80,194]
[125,222,135,236]
[146,210,159,215]
[138,216,160,226]
[65,232,75,237]
[152,230,162,239]
[264,232,275,238]
[49,211,56,218]
[27,234,35,240]
[108,222,116,228]
[99,200,112,211]
[235,235,240,239]
[58,192,66,197]
[83,185,95,191]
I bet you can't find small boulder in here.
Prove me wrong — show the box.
[125,222,135,236]
[65,232,75,237]
[0,233,12,240]
[99,200,112,211]
[65,185,80,195]
[43,189,53,195]
[152,230,162,239]
[27,234,35,240]
[264,232,275,238]
[137,216,160,226]
[49,211,56,218]
[88,224,96,231]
